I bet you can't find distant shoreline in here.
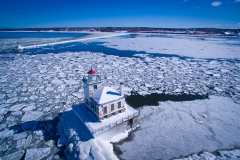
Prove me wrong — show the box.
[16,32,128,50]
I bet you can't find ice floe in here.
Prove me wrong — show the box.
[0,150,25,160]
[91,35,240,58]
[24,147,51,160]
[21,111,44,122]
[175,149,240,160]
[116,96,240,160]
[0,50,240,159]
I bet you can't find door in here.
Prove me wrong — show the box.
[128,118,133,128]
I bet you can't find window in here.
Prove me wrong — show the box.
[104,106,107,114]
[94,85,97,89]
[118,102,121,108]
[92,103,96,111]
[111,104,114,112]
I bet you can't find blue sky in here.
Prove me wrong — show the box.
[0,0,239,28]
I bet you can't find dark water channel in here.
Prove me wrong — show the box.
[2,41,189,59]
[126,91,209,108]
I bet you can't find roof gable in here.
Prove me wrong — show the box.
[91,86,124,105]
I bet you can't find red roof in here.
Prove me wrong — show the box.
[88,68,96,74]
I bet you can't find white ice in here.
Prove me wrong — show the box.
[117,96,240,160]
[73,103,138,134]
[24,147,51,160]
[0,44,240,159]
[21,111,44,122]
[58,110,118,160]
[90,35,240,58]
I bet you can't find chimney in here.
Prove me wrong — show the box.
[120,82,124,96]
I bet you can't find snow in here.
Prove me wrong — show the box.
[0,124,6,130]
[24,135,32,148]
[117,96,240,160]
[218,149,240,159]
[175,149,240,160]
[0,150,25,160]
[108,125,139,143]
[0,34,240,159]
[0,108,7,116]
[13,132,28,140]
[51,79,63,84]
[9,104,26,111]
[64,79,78,85]
[6,97,18,104]
[58,110,118,160]
[22,105,36,111]
[16,139,27,148]
[0,129,14,139]
[21,111,44,122]
[91,35,240,58]
[8,32,127,50]
[73,103,139,135]
[174,88,183,93]
[24,147,51,160]
[45,140,54,147]
[91,86,124,104]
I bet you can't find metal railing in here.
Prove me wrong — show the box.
[82,75,102,84]
[73,107,140,136]
[92,112,140,135]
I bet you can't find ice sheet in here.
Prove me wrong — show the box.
[91,35,240,58]
[117,96,240,160]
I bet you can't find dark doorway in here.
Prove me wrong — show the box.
[128,118,133,127]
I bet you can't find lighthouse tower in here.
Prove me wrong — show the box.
[82,68,103,105]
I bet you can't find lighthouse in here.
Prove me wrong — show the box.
[82,68,127,121]
[73,67,139,137]
[82,68,103,104]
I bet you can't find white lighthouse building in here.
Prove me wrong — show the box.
[82,68,126,121]
[73,67,139,138]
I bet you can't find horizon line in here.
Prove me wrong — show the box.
[0,27,240,30]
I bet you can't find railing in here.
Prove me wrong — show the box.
[92,111,140,135]
[82,75,102,84]
[73,107,140,136]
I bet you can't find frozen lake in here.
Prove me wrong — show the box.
[1,32,240,59]
[0,32,240,159]
[115,96,240,160]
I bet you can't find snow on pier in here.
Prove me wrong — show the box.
[72,103,139,136]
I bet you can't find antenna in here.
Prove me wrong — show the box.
[96,62,98,74]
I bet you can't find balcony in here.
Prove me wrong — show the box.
[82,75,102,84]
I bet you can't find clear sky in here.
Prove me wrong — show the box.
[0,0,239,28]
